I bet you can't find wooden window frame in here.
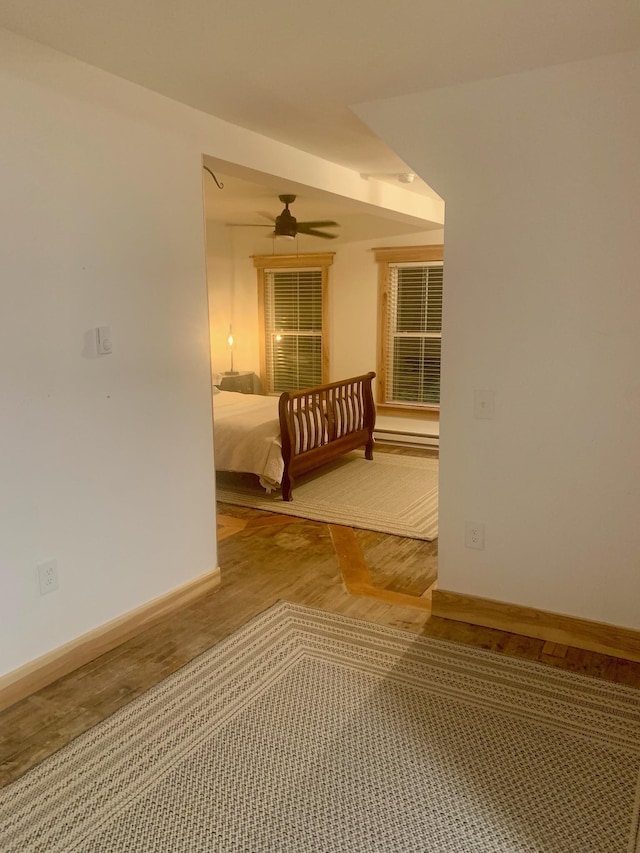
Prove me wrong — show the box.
[253,253,333,394]
[373,245,444,416]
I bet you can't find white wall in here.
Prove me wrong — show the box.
[0,30,219,676]
[356,51,640,629]
[206,227,260,379]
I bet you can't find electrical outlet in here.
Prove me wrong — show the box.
[465,522,485,550]
[38,560,59,595]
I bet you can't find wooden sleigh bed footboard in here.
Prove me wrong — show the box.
[278,372,376,501]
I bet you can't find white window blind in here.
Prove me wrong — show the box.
[385,262,443,406]
[264,268,323,393]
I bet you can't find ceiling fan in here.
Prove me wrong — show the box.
[235,195,339,240]
[272,194,338,240]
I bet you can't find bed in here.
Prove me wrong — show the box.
[212,372,376,501]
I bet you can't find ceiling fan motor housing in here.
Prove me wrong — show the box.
[271,193,338,239]
[274,197,297,237]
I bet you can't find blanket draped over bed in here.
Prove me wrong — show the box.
[212,391,284,490]
[213,372,376,500]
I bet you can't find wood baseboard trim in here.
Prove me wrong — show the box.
[431,589,640,663]
[0,567,221,713]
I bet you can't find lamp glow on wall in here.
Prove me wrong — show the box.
[225,324,238,375]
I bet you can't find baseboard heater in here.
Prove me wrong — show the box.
[374,428,439,448]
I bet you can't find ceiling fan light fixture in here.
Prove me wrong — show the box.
[274,207,297,238]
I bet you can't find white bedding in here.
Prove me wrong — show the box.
[212,390,284,490]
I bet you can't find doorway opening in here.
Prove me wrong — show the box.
[202,158,443,609]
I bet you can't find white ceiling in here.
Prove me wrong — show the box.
[3,1,639,247]
[2,1,639,175]
[202,166,443,250]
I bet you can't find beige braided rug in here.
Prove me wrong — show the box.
[2,601,640,852]
[216,450,439,540]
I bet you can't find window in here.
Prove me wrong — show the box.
[373,245,444,410]
[264,268,322,391]
[254,253,332,393]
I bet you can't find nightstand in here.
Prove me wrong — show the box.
[218,371,255,394]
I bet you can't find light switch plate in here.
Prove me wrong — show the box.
[96,326,112,355]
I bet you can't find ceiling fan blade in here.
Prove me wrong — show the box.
[297,220,339,229]
[297,226,338,239]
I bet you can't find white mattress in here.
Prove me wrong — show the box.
[212,390,284,490]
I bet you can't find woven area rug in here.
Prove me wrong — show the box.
[216,450,439,540]
[2,602,640,853]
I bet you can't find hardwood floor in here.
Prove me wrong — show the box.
[1,443,639,789]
